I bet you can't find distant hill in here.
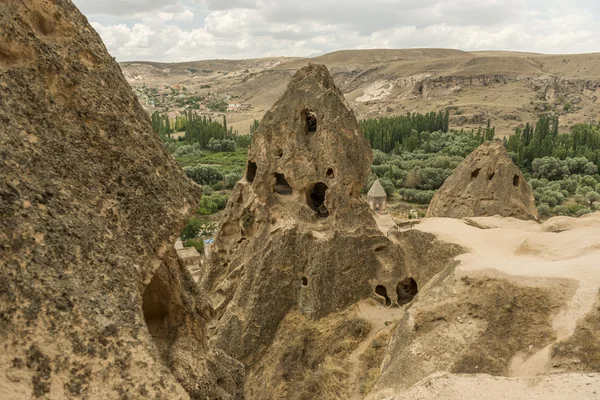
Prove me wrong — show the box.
[120,49,600,135]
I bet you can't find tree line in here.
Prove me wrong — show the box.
[504,115,600,170]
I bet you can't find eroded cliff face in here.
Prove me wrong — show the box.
[426,141,538,220]
[0,1,241,398]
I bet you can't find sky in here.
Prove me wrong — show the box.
[72,0,600,62]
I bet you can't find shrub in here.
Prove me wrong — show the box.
[553,205,569,216]
[537,204,551,217]
[576,207,592,217]
[184,238,204,253]
[174,143,203,157]
[379,178,395,196]
[198,193,228,215]
[181,218,202,241]
[207,137,236,152]
[184,165,223,186]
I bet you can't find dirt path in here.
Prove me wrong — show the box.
[347,299,406,400]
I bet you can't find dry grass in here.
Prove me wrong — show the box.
[358,331,391,395]
[245,311,371,400]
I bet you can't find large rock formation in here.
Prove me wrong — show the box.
[0,1,242,398]
[199,65,428,369]
[426,141,538,220]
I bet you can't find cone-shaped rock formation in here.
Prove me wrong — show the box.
[0,1,242,398]
[199,65,422,367]
[426,141,538,220]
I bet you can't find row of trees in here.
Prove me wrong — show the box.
[504,116,600,170]
[151,112,189,135]
[360,111,450,153]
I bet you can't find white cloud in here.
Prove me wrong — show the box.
[75,0,600,62]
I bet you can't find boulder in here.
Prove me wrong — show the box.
[0,1,242,398]
[426,141,538,220]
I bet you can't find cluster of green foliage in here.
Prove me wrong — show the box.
[360,111,450,153]
[180,218,217,251]
[207,138,236,152]
[198,193,229,215]
[505,116,600,170]
[527,156,600,217]
[171,143,203,157]
[184,165,224,186]
[184,238,204,253]
[207,99,228,112]
[181,218,215,240]
[184,112,234,147]
[366,128,482,202]
[151,112,188,135]
[360,111,496,154]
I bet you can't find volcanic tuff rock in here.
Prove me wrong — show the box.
[0,1,242,399]
[426,141,538,220]
[198,65,428,371]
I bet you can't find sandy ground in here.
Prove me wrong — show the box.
[374,372,600,400]
[368,212,600,399]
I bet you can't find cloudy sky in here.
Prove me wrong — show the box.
[73,0,600,62]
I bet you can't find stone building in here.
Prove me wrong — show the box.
[368,179,387,211]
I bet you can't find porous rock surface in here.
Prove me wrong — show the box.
[0,1,241,398]
[199,64,423,367]
[426,141,538,220]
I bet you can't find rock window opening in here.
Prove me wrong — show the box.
[304,109,317,135]
[301,277,308,287]
[513,175,520,187]
[375,285,391,307]
[396,277,418,306]
[277,150,283,159]
[326,168,334,179]
[471,168,481,180]
[488,172,495,181]
[246,161,257,183]
[306,182,329,217]
[274,173,292,195]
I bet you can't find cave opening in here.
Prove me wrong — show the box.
[471,168,481,180]
[274,173,292,195]
[306,182,329,217]
[396,277,418,306]
[326,168,334,179]
[301,277,308,287]
[246,161,257,183]
[488,171,495,181]
[303,109,317,135]
[375,285,391,307]
[513,174,520,187]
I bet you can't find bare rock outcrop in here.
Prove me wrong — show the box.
[426,141,538,220]
[0,1,241,398]
[199,65,425,370]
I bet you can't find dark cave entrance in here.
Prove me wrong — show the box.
[306,182,329,217]
[513,174,520,187]
[326,168,334,179]
[375,285,391,307]
[303,109,317,135]
[471,168,481,180]
[396,278,418,306]
[274,173,292,195]
[246,161,257,183]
